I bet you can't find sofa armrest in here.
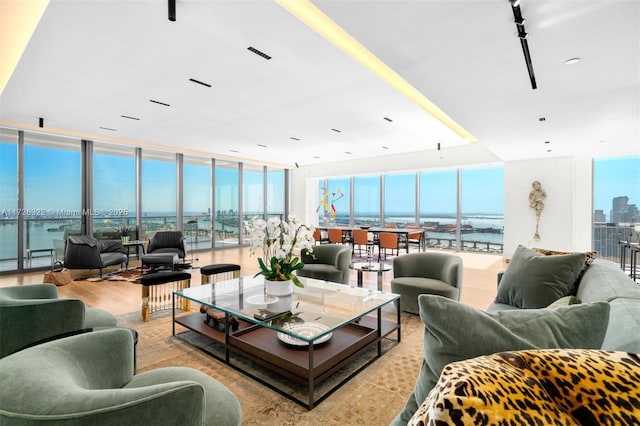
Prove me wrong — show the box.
[0,298,85,357]
[0,283,58,301]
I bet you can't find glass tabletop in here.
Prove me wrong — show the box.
[349,262,392,272]
[175,275,399,344]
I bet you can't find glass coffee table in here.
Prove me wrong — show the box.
[172,275,400,409]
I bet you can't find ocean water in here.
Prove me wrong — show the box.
[1,213,505,261]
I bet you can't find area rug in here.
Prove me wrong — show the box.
[117,309,424,425]
[85,267,146,283]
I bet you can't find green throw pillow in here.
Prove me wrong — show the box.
[393,295,610,425]
[495,245,586,308]
[547,295,581,308]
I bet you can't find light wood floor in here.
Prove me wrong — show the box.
[0,247,506,315]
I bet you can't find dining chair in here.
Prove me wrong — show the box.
[378,232,399,260]
[328,228,348,245]
[407,226,424,252]
[352,229,377,258]
[313,228,329,245]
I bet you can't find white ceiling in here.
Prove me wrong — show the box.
[1,0,638,168]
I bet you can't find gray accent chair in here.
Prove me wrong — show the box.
[64,235,128,277]
[296,244,352,284]
[0,328,242,425]
[0,284,117,358]
[147,231,188,262]
[391,252,463,314]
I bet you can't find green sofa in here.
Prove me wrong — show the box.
[0,328,242,425]
[392,247,640,425]
[0,284,117,358]
[487,256,640,353]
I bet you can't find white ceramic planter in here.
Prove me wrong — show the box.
[265,279,293,296]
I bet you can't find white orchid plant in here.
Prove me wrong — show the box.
[244,214,315,287]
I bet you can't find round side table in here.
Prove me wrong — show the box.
[349,262,392,291]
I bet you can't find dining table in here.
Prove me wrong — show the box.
[316,225,427,253]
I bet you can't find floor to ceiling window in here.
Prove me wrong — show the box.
[593,156,640,264]
[320,177,350,226]
[384,172,415,226]
[24,133,81,268]
[184,156,212,250]
[242,164,264,241]
[419,169,458,250]
[267,168,285,219]
[93,143,137,239]
[354,175,380,226]
[0,129,18,271]
[215,160,240,247]
[460,166,504,252]
[141,150,176,239]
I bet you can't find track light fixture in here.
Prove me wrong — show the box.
[168,0,176,22]
[509,0,537,89]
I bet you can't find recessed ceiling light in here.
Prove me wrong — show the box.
[98,126,117,131]
[564,57,580,65]
[313,156,321,159]
[290,137,300,141]
[544,141,550,144]
[121,115,140,121]
[382,146,389,149]
[257,144,267,148]
[345,151,352,154]
[383,117,393,122]
[546,149,552,152]
[331,128,341,133]
[539,117,546,122]
[230,149,239,153]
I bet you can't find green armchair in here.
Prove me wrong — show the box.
[0,284,117,358]
[391,252,463,314]
[296,244,352,284]
[0,328,242,425]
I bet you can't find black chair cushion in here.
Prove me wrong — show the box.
[201,264,241,276]
[140,271,191,286]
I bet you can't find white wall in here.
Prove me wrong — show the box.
[291,151,594,259]
[291,143,501,224]
[503,157,592,258]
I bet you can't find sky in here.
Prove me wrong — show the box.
[593,156,640,213]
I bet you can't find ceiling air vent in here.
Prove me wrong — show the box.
[247,46,272,60]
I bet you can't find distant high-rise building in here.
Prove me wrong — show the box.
[594,210,606,223]
[610,196,639,224]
